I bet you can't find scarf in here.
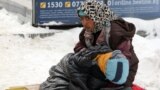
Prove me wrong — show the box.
[77,0,118,33]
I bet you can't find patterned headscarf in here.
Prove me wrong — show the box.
[77,0,118,33]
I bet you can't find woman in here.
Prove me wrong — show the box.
[73,1,139,90]
[40,1,139,90]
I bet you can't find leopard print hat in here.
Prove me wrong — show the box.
[77,0,118,33]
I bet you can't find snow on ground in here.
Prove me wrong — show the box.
[0,9,55,34]
[0,29,81,90]
[132,36,160,90]
[0,9,160,90]
[124,18,160,39]
[0,8,82,89]
[10,0,32,9]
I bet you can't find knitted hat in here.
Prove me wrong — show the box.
[106,58,129,84]
[77,0,118,32]
[96,50,129,85]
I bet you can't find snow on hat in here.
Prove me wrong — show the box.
[77,0,118,32]
[106,50,129,84]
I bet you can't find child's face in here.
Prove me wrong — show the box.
[80,16,95,32]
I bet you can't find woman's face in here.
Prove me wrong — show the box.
[80,16,95,32]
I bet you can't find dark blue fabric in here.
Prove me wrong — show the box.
[113,62,123,82]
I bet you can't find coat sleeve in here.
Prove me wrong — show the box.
[74,41,85,53]
[117,40,139,87]
[124,45,139,87]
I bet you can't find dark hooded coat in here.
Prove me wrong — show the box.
[40,19,139,90]
[74,18,139,88]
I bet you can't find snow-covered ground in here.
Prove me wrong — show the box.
[124,18,160,39]
[0,8,81,89]
[10,0,32,9]
[0,8,160,90]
